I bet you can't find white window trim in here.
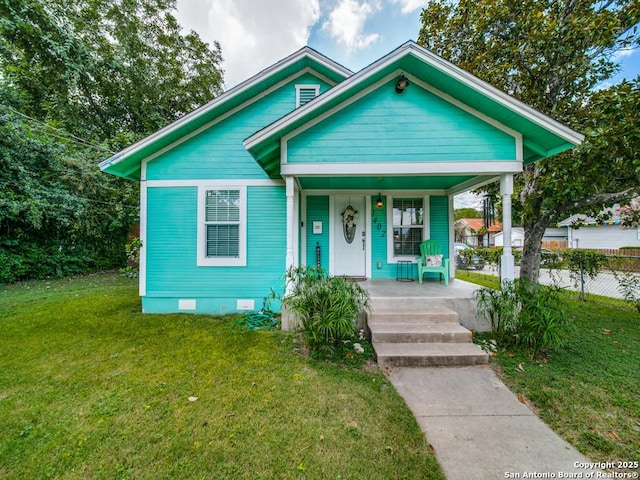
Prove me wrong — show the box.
[295,84,320,108]
[197,186,247,267]
[386,195,430,264]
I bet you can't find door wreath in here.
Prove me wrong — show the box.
[342,205,359,244]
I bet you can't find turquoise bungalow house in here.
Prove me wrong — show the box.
[100,41,583,316]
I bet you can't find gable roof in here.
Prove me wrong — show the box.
[99,47,353,180]
[557,207,623,228]
[244,41,584,176]
[455,218,503,233]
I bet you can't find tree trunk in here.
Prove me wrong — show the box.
[520,218,548,283]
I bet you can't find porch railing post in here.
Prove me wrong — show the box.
[500,173,515,283]
[285,176,295,293]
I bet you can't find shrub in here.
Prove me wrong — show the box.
[516,282,571,358]
[475,279,572,358]
[613,270,640,313]
[120,237,142,278]
[282,266,370,360]
[474,280,520,342]
[468,247,523,269]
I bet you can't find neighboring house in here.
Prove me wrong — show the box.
[454,218,502,247]
[493,227,567,249]
[100,41,583,315]
[541,227,568,250]
[494,227,523,247]
[558,205,640,249]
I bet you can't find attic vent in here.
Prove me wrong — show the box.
[296,84,320,108]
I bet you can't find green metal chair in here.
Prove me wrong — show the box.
[416,240,449,285]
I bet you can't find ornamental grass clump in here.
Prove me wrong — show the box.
[475,279,573,358]
[283,266,370,360]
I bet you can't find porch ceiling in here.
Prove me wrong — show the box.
[298,175,477,191]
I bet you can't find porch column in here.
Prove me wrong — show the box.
[285,176,295,281]
[500,173,515,282]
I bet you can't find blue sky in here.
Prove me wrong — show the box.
[175,0,639,88]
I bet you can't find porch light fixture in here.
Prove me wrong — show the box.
[395,74,409,93]
[376,193,384,208]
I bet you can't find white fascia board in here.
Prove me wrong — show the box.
[100,48,352,171]
[281,161,523,177]
[280,71,399,147]
[406,47,585,145]
[280,70,522,157]
[130,68,324,170]
[244,55,408,150]
[244,41,583,153]
[408,74,521,141]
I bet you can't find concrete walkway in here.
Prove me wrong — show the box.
[389,366,597,480]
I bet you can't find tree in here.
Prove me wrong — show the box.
[0,0,223,143]
[454,207,482,221]
[0,0,224,282]
[419,0,640,282]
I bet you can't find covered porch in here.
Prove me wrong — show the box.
[244,42,583,288]
[284,175,517,287]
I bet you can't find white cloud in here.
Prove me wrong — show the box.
[322,0,382,52]
[613,47,635,61]
[175,0,320,87]
[454,191,483,210]
[388,0,425,14]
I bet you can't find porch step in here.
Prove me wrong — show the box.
[369,323,472,344]
[374,342,489,367]
[367,302,488,367]
[369,306,459,325]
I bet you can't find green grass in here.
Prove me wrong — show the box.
[0,273,444,480]
[455,269,500,288]
[462,271,640,465]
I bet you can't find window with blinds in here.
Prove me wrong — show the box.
[205,190,240,258]
[295,84,320,108]
[392,197,424,256]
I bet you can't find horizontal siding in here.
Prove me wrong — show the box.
[147,73,332,180]
[571,226,640,249]
[305,195,330,270]
[288,81,516,163]
[145,186,286,298]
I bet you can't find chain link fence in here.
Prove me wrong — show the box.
[479,253,640,308]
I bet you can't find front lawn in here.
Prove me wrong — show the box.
[0,273,444,480]
[462,270,640,465]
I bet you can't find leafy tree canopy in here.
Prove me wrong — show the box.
[1,0,223,143]
[454,207,483,221]
[0,0,224,282]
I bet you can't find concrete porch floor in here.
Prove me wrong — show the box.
[360,277,487,332]
[360,277,479,298]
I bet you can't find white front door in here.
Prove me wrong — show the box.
[333,196,366,277]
